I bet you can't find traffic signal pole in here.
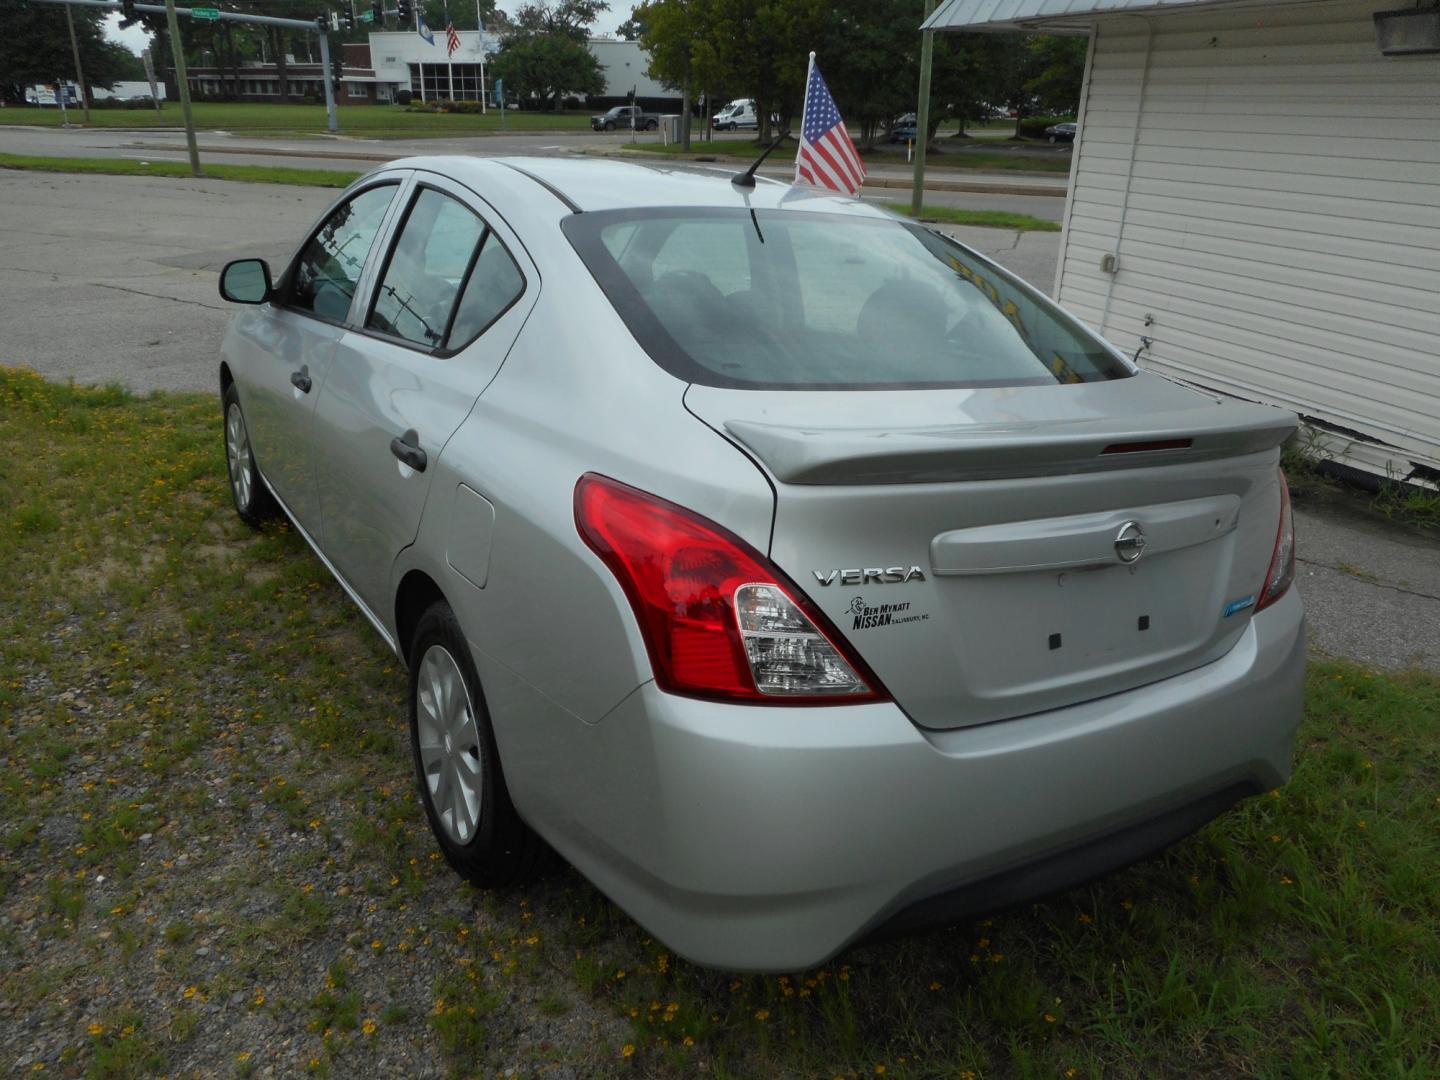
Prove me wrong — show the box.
[162,0,200,174]
[63,3,92,123]
[30,0,342,163]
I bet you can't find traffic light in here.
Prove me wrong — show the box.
[627,87,636,106]
[396,0,413,21]
[315,14,328,32]
[372,0,384,25]
[331,51,344,90]
[340,2,354,30]
[118,0,138,27]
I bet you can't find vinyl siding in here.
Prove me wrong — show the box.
[1059,0,1440,480]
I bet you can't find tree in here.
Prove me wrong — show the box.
[510,0,609,41]
[489,29,603,109]
[1025,34,1086,115]
[615,13,648,40]
[0,1,137,104]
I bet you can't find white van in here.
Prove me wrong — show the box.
[711,98,758,130]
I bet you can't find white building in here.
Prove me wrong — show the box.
[367,29,500,102]
[588,38,676,103]
[926,0,1440,486]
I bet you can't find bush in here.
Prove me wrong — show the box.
[404,98,484,114]
[1017,113,1076,138]
[92,97,162,110]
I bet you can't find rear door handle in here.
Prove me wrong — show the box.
[390,429,427,472]
[290,368,312,393]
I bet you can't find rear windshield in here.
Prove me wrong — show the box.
[562,207,1131,390]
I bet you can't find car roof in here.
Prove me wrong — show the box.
[386,155,894,218]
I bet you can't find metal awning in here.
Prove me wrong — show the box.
[922,0,1235,32]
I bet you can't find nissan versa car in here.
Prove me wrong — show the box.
[216,157,1305,972]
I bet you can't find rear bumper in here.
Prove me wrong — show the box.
[543,589,1306,972]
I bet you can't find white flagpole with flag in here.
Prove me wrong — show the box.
[476,0,487,113]
[794,51,867,196]
[444,1,457,100]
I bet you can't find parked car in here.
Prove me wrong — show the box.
[1046,121,1078,143]
[712,98,758,130]
[591,105,658,131]
[216,156,1305,973]
[889,113,918,143]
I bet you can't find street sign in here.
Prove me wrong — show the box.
[190,6,220,19]
[360,10,375,22]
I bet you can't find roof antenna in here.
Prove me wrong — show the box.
[732,129,793,188]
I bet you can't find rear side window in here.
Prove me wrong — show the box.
[448,233,525,345]
[289,183,398,322]
[366,187,525,352]
[563,208,1130,390]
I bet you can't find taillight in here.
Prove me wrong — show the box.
[1255,469,1296,612]
[574,473,888,704]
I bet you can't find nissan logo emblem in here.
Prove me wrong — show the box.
[1115,521,1147,564]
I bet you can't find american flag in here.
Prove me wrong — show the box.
[795,59,866,196]
[445,21,460,56]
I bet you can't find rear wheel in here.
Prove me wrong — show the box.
[646,119,658,131]
[603,120,615,131]
[409,601,545,887]
[222,383,276,527]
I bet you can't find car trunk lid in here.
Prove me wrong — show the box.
[686,374,1297,729]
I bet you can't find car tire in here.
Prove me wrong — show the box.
[222,383,276,528]
[409,601,546,888]
[1048,134,1057,143]
[604,121,615,131]
[646,120,658,131]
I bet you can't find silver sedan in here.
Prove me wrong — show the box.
[216,156,1305,971]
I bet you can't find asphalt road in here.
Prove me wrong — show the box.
[3,167,1432,675]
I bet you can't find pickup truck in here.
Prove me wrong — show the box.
[591,105,660,132]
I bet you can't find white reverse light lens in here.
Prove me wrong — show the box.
[734,584,867,696]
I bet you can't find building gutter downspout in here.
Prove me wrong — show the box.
[1099,14,1155,338]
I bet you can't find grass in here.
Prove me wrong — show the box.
[886,202,1061,233]
[2,363,1439,1076]
[0,100,593,137]
[622,138,1073,173]
[1283,435,1440,533]
[0,152,361,188]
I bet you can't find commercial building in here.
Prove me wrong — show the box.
[181,33,681,110]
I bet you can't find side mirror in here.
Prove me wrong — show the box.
[219,258,273,304]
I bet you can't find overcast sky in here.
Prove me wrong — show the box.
[103,3,637,55]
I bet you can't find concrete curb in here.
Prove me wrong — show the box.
[119,140,1069,197]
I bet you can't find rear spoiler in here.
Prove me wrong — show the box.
[724,402,1297,485]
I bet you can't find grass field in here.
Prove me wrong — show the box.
[622,139,1073,173]
[2,364,1439,1078]
[885,202,1061,233]
[0,152,360,188]
[0,101,593,137]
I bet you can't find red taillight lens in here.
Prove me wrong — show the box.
[1255,469,1296,612]
[574,473,887,704]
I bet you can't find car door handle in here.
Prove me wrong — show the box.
[390,430,427,472]
[290,368,312,393]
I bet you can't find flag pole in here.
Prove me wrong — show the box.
[795,51,814,184]
[445,0,454,101]
[476,0,486,113]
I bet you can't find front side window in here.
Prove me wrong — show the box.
[564,208,1131,390]
[366,187,525,352]
[288,183,398,322]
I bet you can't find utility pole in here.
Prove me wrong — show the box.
[64,3,92,124]
[911,0,938,215]
[163,0,201,175]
